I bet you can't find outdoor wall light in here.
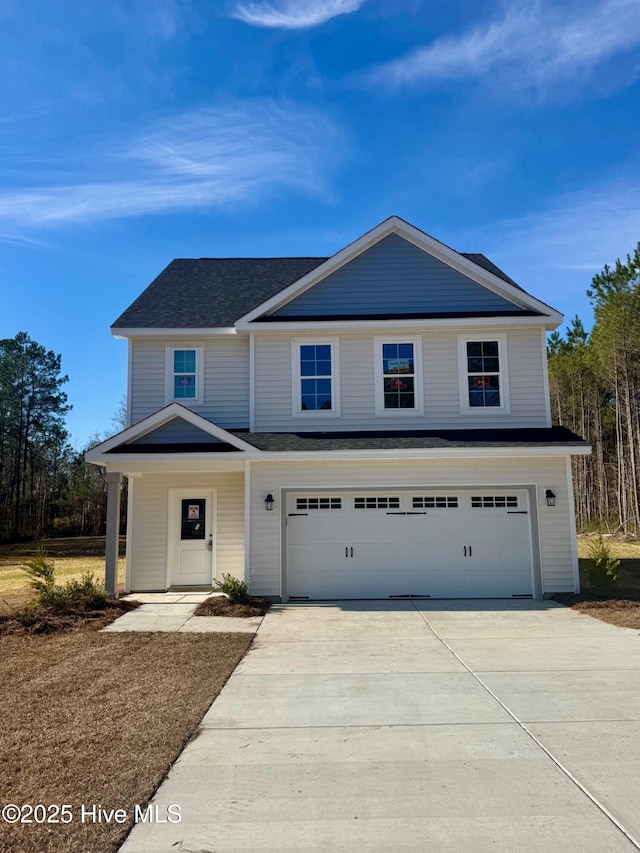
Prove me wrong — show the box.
[264,493,275,511]
[545,489,556,507]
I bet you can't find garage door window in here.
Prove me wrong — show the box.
[354,496,400,509]
[412,496,458,508]
[296,497,342,510]
[471,495,518,508]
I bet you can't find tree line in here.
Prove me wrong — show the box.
[548,243,640,533]
[0,332,123,542]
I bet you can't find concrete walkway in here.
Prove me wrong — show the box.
[101,592,263,633]
[121,600,640,852]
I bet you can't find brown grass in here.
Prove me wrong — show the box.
[0,630,252,853]
[194,595,271,618]
[0,600,139,637]
[0,537,126,617]
[555,590,640,628]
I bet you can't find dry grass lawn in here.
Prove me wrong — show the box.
[0,631,252,853]
[0,537,125,615]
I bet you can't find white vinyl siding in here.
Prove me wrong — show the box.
[248,455,575,599]
[253,327,547,431]
[128,472,244,591]
[129,337,250,428]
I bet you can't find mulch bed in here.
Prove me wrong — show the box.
[194,595,271,618]
[0,599,139,636]
[0,630,253,853]
[554,589,640,628]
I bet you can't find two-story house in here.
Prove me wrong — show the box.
[87,216,590,601]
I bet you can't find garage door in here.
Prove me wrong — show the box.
[286,490,534,599]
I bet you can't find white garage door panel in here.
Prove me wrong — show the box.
[287,490,534,599]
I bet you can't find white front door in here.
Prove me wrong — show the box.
[168,490,215,587]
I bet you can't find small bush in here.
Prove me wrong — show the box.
[66,572,109,610]
[585,534,620,593]
[22,551,56,595]
[22,553,108,612]
[213,573,250,604]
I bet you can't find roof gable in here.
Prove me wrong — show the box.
[85,404,258,463]
[266,233,527,321]
[237,217,561,327]
[110,216,562,334]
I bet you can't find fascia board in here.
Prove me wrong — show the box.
[92,444,591,468]
[112,327,237,339]
[254,446,592,460]
[91,451,262,466]
[236,215,561,325]
[238,315,563,333]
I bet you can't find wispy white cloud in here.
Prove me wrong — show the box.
[457,176,640,313]
[365,0,640,95]
[0,102,343,231]
[229,0,365,29]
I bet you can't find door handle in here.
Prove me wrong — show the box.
[469,545,472,557]
[345,547,348,558]
[464,546,467,557]
[350,546,353,558]
[207,537,213,551]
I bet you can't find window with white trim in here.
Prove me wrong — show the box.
[457,335,509,414]
[374,338,423,415]
[292,339,340,416]
[166,345,204,404]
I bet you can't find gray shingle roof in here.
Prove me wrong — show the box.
[112,258,327,329]
[112,254,525,329]
[229,426,588,452]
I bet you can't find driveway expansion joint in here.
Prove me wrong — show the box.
[413,603,640,851]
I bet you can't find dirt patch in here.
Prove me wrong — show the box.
[554,590,640,629]
[0,599,139,636]
[194,595,271,618]
[0,630,252,853]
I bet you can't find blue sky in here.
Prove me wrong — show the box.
[1,0,640,446]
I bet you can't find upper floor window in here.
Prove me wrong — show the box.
[457,335,509,414]
[292,339,340,416]
[165,344,204,404]
[374,338,423,415]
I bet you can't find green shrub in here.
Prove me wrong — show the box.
[213,573,250,604]
[66,573,109,610]
[22,551,56,598]
[22,554,108,612]
[585,534,620,593]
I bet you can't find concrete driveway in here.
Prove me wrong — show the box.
[121,600,640,852]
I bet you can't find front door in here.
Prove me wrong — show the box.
[168,490,214,587]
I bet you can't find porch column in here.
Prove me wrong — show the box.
[105,472,123,598]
